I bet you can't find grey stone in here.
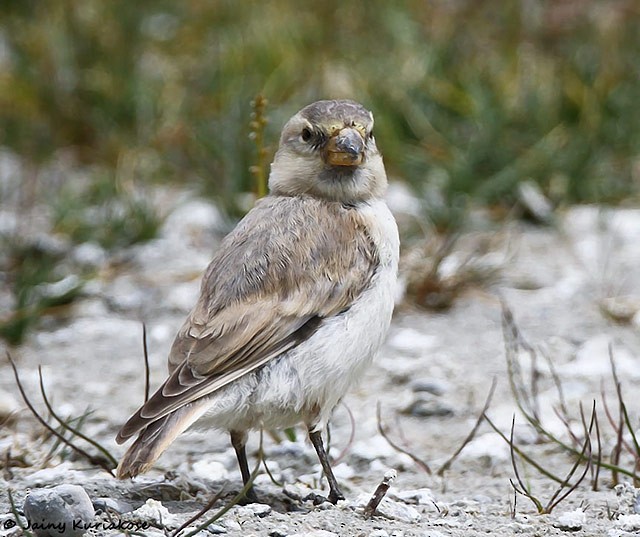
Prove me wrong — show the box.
[234,503,272,518]
[553,508,586,531]
[289,530,338,537]
[92,497,133,515]
[355,494,421,524]
[23,484,95,537]
[409,378,447,396]
[401,397,455,418]
[221,519,242,532]
[373,499,421,524]
[391,488,435,506]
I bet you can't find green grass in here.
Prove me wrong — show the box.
[52,170,163,249]
[1,0,638,221]
[0,239,84,345]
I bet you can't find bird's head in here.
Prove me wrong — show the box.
[269,100,387,203]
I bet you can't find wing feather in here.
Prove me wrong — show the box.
[116,196,377,443]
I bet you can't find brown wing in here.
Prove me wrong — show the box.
[116,195,378,443]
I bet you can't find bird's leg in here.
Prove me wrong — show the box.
[308,427,345,504]
[230,430,258,503]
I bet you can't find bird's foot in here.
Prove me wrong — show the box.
[328,489,345,505]
[238,486,259,505]
[302,489,345,505]
[303,492,330,505]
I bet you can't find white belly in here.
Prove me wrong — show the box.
[198,199,399,432]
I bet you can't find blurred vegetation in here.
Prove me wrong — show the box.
[1,0,640,343]
[52,172,162,249]
[0,238,84,345]
[1,0,639,220]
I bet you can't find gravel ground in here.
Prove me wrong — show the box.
[1,188,640,537]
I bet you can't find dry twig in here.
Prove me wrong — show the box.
[377,402,431,474]
[437,377,497,476]
[7,352,116,474]
[364,469,397,518]
[37,366,118,469]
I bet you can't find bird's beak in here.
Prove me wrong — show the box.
[325,127,365,167]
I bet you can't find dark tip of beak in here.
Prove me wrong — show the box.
[335,129,364,156]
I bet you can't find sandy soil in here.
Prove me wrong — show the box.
[1,190,640,537]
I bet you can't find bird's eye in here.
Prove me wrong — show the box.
[301,128,312,142]
[368,130,374,139]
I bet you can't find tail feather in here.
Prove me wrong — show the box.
[116,402,210,479]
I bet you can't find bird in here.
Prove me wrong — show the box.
[115,99,399,504]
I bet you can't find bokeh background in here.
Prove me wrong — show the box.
[1,0,640,343]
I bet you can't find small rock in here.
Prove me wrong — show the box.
[390,488,435,506]
[332,463,355,480]
[265,440,308,458]
[22,462,79,487]
[600,296,640,323]
[461,433,510,463]
[409,378,448,396]
[23,484,95,537]
[221,519,242,532]
[283,483,314,501]
[352,436,397,461]
[368,531,389,537]
[564,335,638,379]
[0,391,19,423]
[132,531,165,537]
[616,514,640,531]
[288,530,339,537]
[401,397,454,418]
[356,495,421,524]
[190,458,229,481]
[386,328,439,355]
[472,494,493,504]
[92,497,133,515]
[554,508,586,531]
[131,499,179,529]
[207,523,227,534]
[234,503,272,518]
[316,500,337,510]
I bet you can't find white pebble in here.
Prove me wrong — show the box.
[554,508,586,530]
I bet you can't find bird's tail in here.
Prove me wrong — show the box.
[116,402,210,479]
